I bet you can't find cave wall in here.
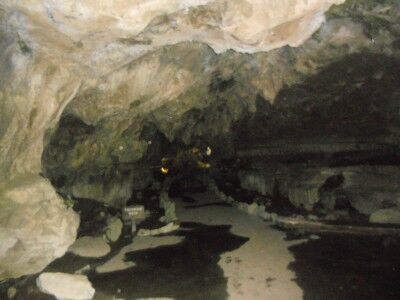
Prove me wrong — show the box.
[0,0,349,280]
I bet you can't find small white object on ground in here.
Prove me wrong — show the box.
[309,234,321,240]
[68,236,110,258]
[36,272,95,300]
[137,222,180,237]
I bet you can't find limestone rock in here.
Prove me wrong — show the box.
[0,0,347,187]
[7,286,17,299]
[36,272,95,300]
[239,171,271,196]
[68,236,110,258]
[369,209,400,225]
[0,176,79,280]
[288,186,320,211]
[71,171,134,207]
[159,192,177,223]
[105,217,123,243]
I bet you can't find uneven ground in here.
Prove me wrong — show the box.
[3,190,400,300]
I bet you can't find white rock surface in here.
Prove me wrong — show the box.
[68,236,110,258]
[36,272,95,300]
[2,0,344,72]
[369,209,400,225]
[0,176,79,280]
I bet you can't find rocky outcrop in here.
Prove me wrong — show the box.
[0,176,79,280]
[70,170,135,207]
[239,171,272,196]
[288,187,320,211]
[239,165,400,216]
[68,237,110,258]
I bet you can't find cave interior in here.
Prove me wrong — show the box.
[1,0,400,300]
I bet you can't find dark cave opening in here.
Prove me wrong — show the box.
[38,51,400,254]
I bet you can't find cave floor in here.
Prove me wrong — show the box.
[5,192,400,300]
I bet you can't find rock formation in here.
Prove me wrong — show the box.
[1,0,399,279]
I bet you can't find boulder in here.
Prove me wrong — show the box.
[105,217,123,243]
[0,176,79,280]
[36,272,95,300]
[68,236,110,258]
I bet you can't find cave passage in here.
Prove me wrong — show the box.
[1,0,400,300]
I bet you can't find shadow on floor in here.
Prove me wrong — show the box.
[90,221,249,300]
[288,233,400,300]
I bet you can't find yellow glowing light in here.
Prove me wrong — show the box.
[206,146,212,156]
[198,161,211,169]
[161,167,169,174]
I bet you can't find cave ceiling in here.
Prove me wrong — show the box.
[0,0,399,178]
